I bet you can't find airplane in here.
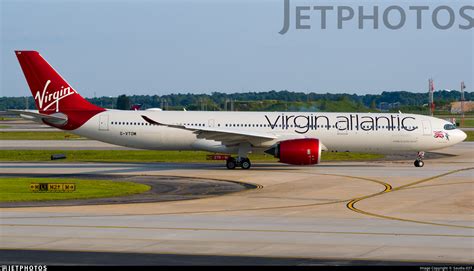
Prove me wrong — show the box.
[11,50,467,169]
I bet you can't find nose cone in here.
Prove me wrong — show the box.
[459,130,467,142]
[453,129,467,143]
[264,145,278,157]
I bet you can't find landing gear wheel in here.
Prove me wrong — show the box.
[226,158,236,170]
[414,151,425,168]
[414,160,424,167]
[241,158,251,170]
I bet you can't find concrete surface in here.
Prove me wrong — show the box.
[0,142,473,264]
[0,249,450,266]
[0,120,58,132]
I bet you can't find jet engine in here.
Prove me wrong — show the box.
[264,138,321,165]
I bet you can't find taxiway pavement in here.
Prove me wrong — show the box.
[0,143,473,264]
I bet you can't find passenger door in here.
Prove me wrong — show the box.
[99,115,109,131]
[422,120,431,136]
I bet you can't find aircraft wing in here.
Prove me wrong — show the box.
[141,115,277,146]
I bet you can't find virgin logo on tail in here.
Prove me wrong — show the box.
[35,80,77,112]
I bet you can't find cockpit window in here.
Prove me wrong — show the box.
[444,123,456,130]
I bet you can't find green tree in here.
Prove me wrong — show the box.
[116,94,131,110]
[370,99,377,109]
[319,99,327,111]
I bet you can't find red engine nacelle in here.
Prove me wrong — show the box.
[264,138,321,165]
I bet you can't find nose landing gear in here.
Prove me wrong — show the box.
[414,151,425,167]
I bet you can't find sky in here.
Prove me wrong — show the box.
[1,0,472,97]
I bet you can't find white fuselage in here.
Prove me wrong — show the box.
[70,110,467,155]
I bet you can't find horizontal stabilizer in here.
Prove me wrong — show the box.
[8,109,68,125]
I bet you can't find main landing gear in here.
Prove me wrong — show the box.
[226,157,251,170]
[414,151,425,167]
[226,142,252,170]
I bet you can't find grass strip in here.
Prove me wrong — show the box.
[0,177,150,202]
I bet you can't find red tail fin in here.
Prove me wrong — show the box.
[15,51,105,130]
